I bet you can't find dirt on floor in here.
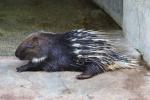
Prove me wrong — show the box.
[0,0,120,56]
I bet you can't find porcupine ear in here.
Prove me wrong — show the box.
[32,36,39,46]
[32,36,39,42]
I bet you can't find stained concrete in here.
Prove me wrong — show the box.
[0,0,120,56]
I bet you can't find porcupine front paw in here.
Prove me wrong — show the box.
[16,65,28,72]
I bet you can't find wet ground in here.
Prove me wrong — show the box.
[0,0,120,56]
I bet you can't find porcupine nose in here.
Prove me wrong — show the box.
[15,49,19,58]
[15,50,21,59]
[15,48,25,60]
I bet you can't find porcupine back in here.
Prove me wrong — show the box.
[64,29,142,72]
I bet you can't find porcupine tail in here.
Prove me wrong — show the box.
[66,29,143,71]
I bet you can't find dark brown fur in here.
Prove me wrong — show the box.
[15,31,97,79]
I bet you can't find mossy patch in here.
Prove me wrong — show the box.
[0,0,120,56]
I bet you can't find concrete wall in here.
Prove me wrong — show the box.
[93,0,123,26]
[93,0,150,65]
[123,0,150,65]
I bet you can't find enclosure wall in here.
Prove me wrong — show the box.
[123,0,150,65]
[93,0,123,26]
[93,0,150,65]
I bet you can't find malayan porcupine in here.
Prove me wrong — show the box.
[15,29,140,79]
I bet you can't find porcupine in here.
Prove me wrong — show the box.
[15,29,140,79]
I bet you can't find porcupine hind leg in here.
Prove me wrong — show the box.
[76,60,106,79]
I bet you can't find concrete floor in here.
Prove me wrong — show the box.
[0,57,150,100]
[0,30,150,100]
